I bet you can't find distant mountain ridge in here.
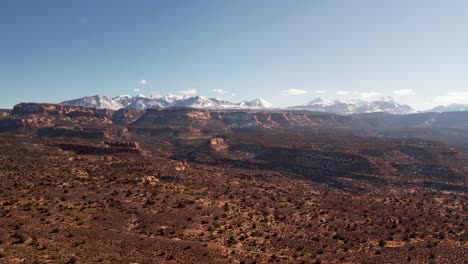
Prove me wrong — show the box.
[288,96,415,115]
[61,95,124,110]
[61,95,273,111]
[60,94,468,115]
[426,104,468,113]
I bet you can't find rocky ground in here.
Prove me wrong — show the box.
[0,103,466,263]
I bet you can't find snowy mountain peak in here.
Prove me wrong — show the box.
[247,98,272,108]
[61,95,123,110]
[308,97,324,104]
[113,95,132,100]
[290,97,415,115]
[379,96,398,103]
[308,98,334,106]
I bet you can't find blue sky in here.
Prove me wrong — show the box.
[2,0,468,110]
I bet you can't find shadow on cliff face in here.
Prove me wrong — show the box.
[175,142,377,192]
[168,137,467,193]
[249,146,375,191]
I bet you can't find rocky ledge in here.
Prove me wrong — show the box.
[12,103,113,118]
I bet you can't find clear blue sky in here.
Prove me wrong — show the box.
[2,0,468,110]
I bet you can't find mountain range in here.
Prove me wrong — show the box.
[287,96,415,114]
[426,104,468,113]
[62,95,272,111]
[61,94,468,114]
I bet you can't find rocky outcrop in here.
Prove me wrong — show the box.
[209,137,228,152]
[210,138,224,145]
[174,161,189,171]
[139,176,160,186]
[96,109,114,119]
[12,103,103,117]
[3,104,119,136]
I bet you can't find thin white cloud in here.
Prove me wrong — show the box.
[211,89,226,94]
[133,88,140,92]
[336,90,350,95]
[140,80,148,85]
[434,91,468,105]
[315,90,327,94]
[393,89,416,96]
[360,91,380,99]
[281,89,308,95]
[179,89,197,96]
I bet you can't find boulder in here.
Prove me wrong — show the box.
[140,176,160,186]
[210,137,224,145]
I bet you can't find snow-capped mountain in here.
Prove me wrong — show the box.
[173,96,231,108]
[241,98,273,108]
[122,94,184,110]
[61,95,124,110]
[289,96,415,114]
[426,104,468,113]
[61,95,273,110]
[61,94,417,114]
